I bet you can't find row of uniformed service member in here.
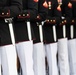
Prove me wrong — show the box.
[0,0,76,75]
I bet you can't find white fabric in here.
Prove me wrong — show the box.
[0,48,1,75]
[58,38,70,75]
[1,45,17,75]
[33,42,46,75]
[16,41,34,75]
[68,39,76,75]
[45,43,58,75]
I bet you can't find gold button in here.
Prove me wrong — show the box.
[19,15,21,16]
[37,16,39,18]
[23,14,25,16]
[27,14,29,16]
[46,19,49,22]
[53,20,55,22]
[64,20,66,23]
[7,13,9,15]
[72,20,74,22]
[2,13,4,15]
[50,20,52,22]
[47,20,49,22]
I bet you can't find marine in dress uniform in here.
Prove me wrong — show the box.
[68,0,76,75]
[32,0,48,75]
[0,50,1,75]
[56,0,72,75]
[43,0,61,75]
[13,0,38,75]
[0,0,22,75]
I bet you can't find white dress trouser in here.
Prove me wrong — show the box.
[33,42,46,75]
[68,39,76,75]
[16,41,34,75]
[0,48,1,75]
[45,43,59,75]
[1,45,17,75]
[58,38,70,75]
